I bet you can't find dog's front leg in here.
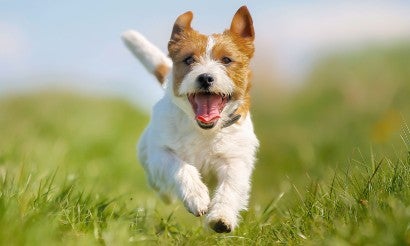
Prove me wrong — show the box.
[147,148,210,216]
[206,160,253,232]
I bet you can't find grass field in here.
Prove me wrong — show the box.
[1,44,410,245]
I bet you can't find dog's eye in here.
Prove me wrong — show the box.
[183,56,195,66]
[221,57,233,65]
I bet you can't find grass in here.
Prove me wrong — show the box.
[1,44,410,245]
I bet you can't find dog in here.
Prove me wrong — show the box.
[122,6,259,233]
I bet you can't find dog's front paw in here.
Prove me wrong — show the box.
[182,182,210,217]
[208,218,232,233]
[206,204,237,233]
[183,184,210,217]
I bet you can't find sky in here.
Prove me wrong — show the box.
[1,1,410,110]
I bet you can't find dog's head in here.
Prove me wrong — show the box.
[168,6,255,130]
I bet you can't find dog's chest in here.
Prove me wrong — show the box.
[169,125,235,173]
[152,95,256,174]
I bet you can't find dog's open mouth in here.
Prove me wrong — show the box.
[188,92,229,129]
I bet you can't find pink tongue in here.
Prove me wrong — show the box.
[194,94,222,123]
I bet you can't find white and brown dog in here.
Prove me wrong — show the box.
[122,6,258,233]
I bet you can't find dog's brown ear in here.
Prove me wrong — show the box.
[230,6,254,40]
[170,11,193,41]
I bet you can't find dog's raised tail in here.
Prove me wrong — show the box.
[122,30,172,84]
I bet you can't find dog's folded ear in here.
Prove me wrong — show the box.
[230,6,254,40]
[171,11,193,41]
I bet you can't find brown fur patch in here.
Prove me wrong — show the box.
[211,31,254,120]
[221,6,255,122]
[168,29,207,96]
[230,6,255,40]
[154,63,170,84]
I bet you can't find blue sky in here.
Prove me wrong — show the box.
[0,1,274,80]
[1,1,410,109]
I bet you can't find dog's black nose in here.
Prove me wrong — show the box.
[197,73,214,89]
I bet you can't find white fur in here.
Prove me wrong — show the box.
[125,30,259,232]
[205,36,215,59]
[178,59,234,96]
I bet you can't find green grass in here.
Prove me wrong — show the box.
[1,44,410,245]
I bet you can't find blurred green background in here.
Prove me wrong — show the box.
[1,42,409,244]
